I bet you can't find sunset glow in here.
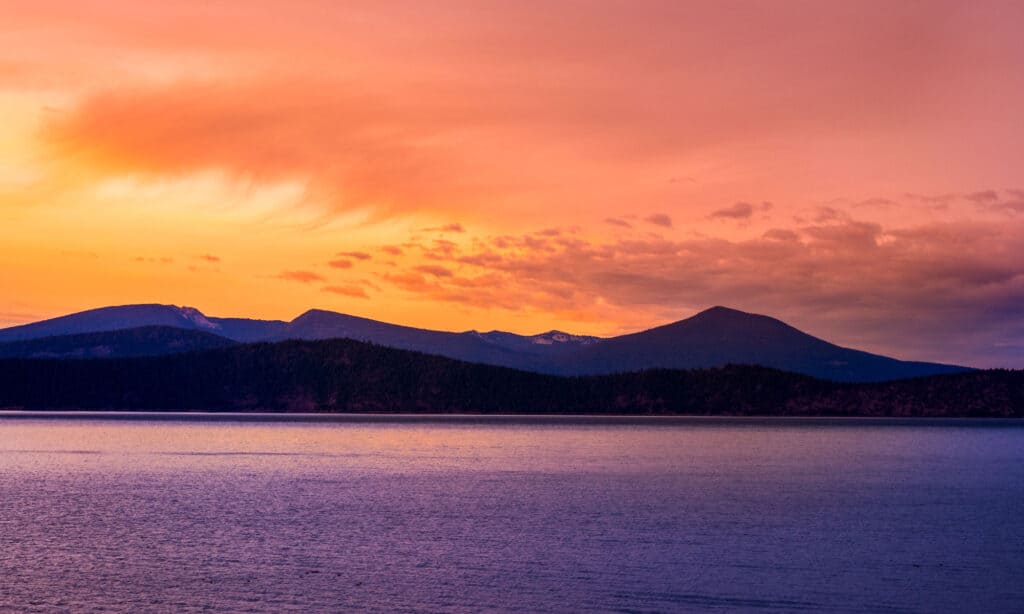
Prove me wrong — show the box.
[2,1,1023,366]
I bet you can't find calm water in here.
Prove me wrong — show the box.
[0,414,1022,613]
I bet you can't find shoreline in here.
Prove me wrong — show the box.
[0,410,1021,427]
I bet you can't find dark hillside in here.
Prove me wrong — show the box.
[0,338,1017,416]
[0,326,237,359]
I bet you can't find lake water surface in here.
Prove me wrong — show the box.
[1,414,1022,612]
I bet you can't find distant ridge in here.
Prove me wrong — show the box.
[0,304,287,343]
[0,304,970,382]
[0,326,237,359]
[0,305,218,342]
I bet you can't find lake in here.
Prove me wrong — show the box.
[1,414,1022,612]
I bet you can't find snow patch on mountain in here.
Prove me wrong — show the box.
[530,331,601,345]
[174,306,221,330]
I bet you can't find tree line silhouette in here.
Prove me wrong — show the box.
[0,338,1020,416]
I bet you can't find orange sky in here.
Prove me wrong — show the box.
[1,1,1023,367]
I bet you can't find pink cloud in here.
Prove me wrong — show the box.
[643,213,672,228]
[604,217,632,228]
[710,202,754,219]
[13,1,1024,233]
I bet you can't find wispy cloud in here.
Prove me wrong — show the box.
[336,251,372,260]
[322,284,369,299]
[710,202,754,219]
[275,270,326,283]
[369,204,1024,367]
[414,264,454,278]
[423,223,465,233]
[643,213,672,228]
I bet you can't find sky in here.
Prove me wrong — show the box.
[1,0,1023,368]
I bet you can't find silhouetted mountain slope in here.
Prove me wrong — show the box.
[270,309,579,372]
[0,339,1018,416]
[555,306,969,382]
[279,309,603,358]
[0,304,970,381]
[0,326,237,359]
[0,304,287,345]
[0,305,216,342]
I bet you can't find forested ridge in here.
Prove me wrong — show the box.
[0,338,1020,416]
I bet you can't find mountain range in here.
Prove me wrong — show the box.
[0,304,969,382]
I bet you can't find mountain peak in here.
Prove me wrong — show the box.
[293,308,339,322]
[290,309,388,330]
[692,305,755,319]
[679,306,794,331]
